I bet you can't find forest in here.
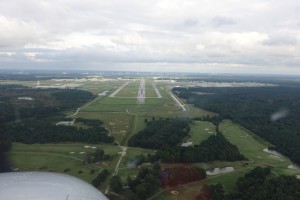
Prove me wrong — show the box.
[0,118,114,144]
[174,86,300,164]
[124,164,161,200]
[0,84,95,123]
[160,165,206,187]
[207,166,300,200]
[150,132,246,163]
[129,119,245,163]
[128,118,190,149]
[0,85,97,172]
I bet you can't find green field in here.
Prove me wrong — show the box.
[187,121,216,145]
[220,120,289,166]
[9,143,121,183]
[153,120,300,199]
[145,80,160,98]
[79,80,126,94]
[7,77,262,199]
[199,120,300,194]
[115,80,140,97]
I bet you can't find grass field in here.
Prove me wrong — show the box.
[145,80,159,98]
[9,153,99,182]
[77,112,134,143]
[120,147,155,168]
[0,80,37,87]
[153,120,300,199]
[76,79,213,149]
[9,143,122,183]
[220,120,296,169]
[5,76,300,200]
[152,181,206,200]
[79,80,126,94]
[202,120,300,193]
[114,80,140,97]
[11,143,120,157]
[187,121,216,145]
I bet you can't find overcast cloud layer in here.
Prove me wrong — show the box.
[0,0,300,74]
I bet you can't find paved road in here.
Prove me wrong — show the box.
[137,79,145,104]
[105,141,127,194]
[68,108,80,117]
[152,83,162,98]
[168,89,187,111]
[109,81,130,97]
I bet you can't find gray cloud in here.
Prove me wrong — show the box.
[212,16,236,27]
[183,18,199,27]
[262,35,298,46]
[0,0,300,74]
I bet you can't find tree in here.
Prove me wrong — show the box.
[109,175,123,193]
[83,152,92,165]
[92,169,109,187]
[211,184,224,200]
[94,149,104,162]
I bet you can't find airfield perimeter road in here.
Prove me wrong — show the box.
[109,81,130,97]
[105,141,127,194]
[168,89,187,111]
[152,82,162,98]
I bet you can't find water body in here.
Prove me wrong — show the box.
[206,167,234,175]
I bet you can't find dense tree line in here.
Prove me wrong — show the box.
[0,118,114,144]
[125,164,161,200]
[174,75,300,86]
[0,85,95,123]
[110,164,207,200]
[128,118,245,163]
[76,118,103,127]
[83,148,113,165]
[0,73,81,81]
[208,166,300,200]
[0,131,11,172]
[150,132,246,163]
[92,169,109,187]
[110,175,123,193]
[174,87,300,164]
[128,119,190,149]
[161,166,206,187]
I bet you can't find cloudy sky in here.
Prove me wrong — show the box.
[0,0,300,74]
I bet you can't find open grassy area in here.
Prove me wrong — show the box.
[153,120,300,199]
[77,112,134,143]
[0,80,37,87]
[115,80,139,97]
[198,120,300,194]
[9,152,99,183]
[11,143,120,157]
[9,142,121,182]
[220,120,296,169]
[120,147,155,168]
[145,80,159,98]
[79,80,126,94]
[187,120,216,145]
[6,78,255,198]
[152,181,206,200]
